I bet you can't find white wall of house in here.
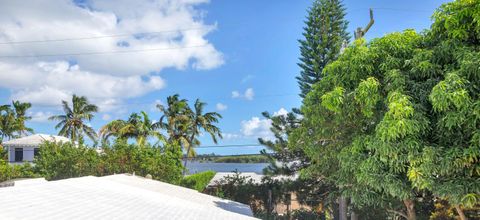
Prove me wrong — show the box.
[8,146,37,163]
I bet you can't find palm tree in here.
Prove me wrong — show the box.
[0,101,33,143]
[11,101,33,136]
[0,104,15,142]
[99,111,164,146]
[49,95,98,144]
[153,94,191,147]
[183,99,222,173]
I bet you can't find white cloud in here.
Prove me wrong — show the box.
[273,107,288,116]
[0,61,164,110]
[28,111,53,123]
[222,133,241,140]
[244,88,254,100]
[241,74,254,83]
[215,103,227,111]
[231,88,254,101]
[240,117,274,141]
[0,0,222,108]
[231,91,240,98]
[225,107,287,141]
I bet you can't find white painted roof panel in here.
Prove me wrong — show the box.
[0,174,256,220]
[3,134,70,147]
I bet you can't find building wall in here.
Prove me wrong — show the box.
[8,146,37,163]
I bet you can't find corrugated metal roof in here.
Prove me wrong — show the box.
[0,174,256,220]
[2,134,70,147]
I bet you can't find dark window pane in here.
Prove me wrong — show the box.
[14,148,23,162]
[34,148,40,157]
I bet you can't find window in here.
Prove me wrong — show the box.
[14,148,23,162]
[34,148,40,157]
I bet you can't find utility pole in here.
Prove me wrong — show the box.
[354,8,375,40]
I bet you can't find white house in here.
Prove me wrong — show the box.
[2,134,70,163]
[0,174,256,219]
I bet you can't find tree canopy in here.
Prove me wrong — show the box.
[291,0,480,219]
[296,0,350,98]
[49,95,98,144]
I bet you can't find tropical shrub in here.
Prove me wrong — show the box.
[34,141,100,180]
[99,141,183,183]
[0,146,6,161]
[0,162,38,182]
[33,141,183,183]
[180,170,216,192]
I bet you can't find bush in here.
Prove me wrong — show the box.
[0,162,38,182]
[34,141,184,183]
[99,141,183,183]
[180,170,216,192]
[34,141,100,180]
[0,145,7,161]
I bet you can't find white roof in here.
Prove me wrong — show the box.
[2,134,70,147]
[0,174,256,220]
[208,172,297,187]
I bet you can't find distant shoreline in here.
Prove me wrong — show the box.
[191,154,269,164]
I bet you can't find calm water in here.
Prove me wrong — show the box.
[186,161,269,174]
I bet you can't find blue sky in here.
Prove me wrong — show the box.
[0,0,449,155]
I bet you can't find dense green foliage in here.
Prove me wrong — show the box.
[0,101,33,143]
[0,146,6,161]
[34,141,100,180]
[49,95,98,144]
[33,141,183,183]
[100,141,183,183]
[209,171,331,219]
[0,162,37,182]
[296,0,350,98]
[291,0,480,219]
[180,170,216,192]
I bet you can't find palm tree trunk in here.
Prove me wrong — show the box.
[455,205,468,220]
[339,196,348,220]
[403,199,416,220]
[182,134,196,176]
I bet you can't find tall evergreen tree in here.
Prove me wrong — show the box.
[296,0,350,98]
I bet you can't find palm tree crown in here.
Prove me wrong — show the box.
[185,99,223,157]
[153,94,191,147]
[0,101,33,142]
[99,111,164,146]
[49,95,98,144]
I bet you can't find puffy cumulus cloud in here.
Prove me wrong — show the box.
[216,103,227,111]
[229,107,288,141]
[231,88,254,101]
[0,61,164,111]
[0,0,222,107]
[273,107,288,116]
[240,117,273,141]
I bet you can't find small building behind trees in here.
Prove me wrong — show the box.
[3,134,70,163]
